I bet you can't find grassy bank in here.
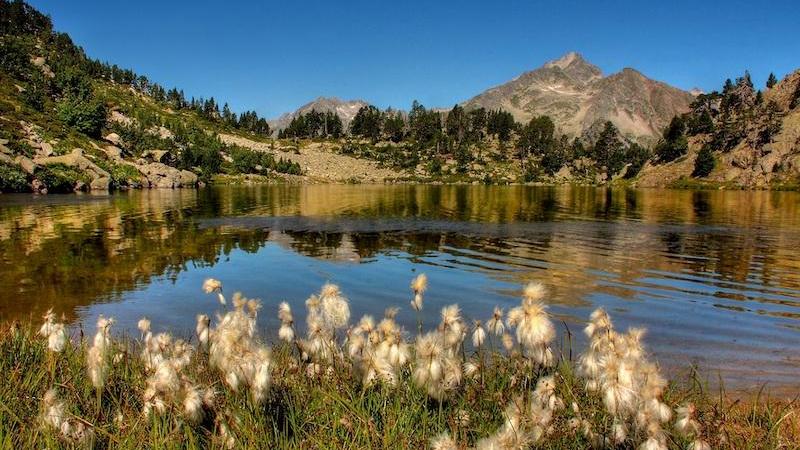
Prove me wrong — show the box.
[1,279,797,449]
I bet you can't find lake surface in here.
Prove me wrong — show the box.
[1,185,799,392]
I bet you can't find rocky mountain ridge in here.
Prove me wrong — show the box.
[463,52,695,144]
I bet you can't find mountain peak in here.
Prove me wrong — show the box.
[464,52,693,142]
[542,51,602,83]
[544,51,585,69]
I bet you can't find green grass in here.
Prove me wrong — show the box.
[1,321,796,449]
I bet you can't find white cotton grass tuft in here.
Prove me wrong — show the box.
[87,315,114,389]
[206,288,273,404]
[487,306,505,336]
[196,314,210,347]
[506,282,555,366]
[410,273,427,311]
[474,377,563,450]
[429,431,457,450]
[410,305,465,401]
[576,306,673,450]
[278,301,295,343]
[41,388,94,443]
[203,278,226,305]
[472,320,486,348]
[39,309,68,353]
[349,305,410,387]
[319,283,350,330]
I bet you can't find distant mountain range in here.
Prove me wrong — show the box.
[272,52,695,143]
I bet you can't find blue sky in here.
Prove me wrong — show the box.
[28,0,800,118]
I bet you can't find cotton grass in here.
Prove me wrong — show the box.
[13,274,790,448]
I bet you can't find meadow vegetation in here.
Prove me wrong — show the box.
[0,276,797,449]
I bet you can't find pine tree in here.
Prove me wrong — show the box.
[692,145,715,177]
[766,72,778,89]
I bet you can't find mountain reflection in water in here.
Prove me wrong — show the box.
[0,185,798,391]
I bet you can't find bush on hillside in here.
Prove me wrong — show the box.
[0,163,29,192]
[34,163,87,193]
[56,96,106,137]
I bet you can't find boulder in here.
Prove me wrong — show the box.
[38,142,54,157]
[33,148,111,190]
[142,149,169,163]
[31,178,46,194]
[135,162,198,188]
[104,133,121,146]
[103,145,123,161]
[730,146,756,169]
[760,152,782,174]
[90,177,111,191]
[14,156,36,174]
[179,170,198,186]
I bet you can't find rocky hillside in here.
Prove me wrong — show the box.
[463,52,694,144]
[637,70,800,188]
[269,97,368,132]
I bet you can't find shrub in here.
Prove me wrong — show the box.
[56,96,106,137]
[228,146,262,174]
[109,163,142,188]
[0,163,30,192]
[34,163,87,193]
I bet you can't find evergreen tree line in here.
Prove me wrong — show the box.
[278,109,344,139]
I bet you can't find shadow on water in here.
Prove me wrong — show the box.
[0,184,799,390]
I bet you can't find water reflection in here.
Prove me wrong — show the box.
[0,185,798,390]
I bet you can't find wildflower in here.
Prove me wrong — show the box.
[463,360,479,379]
[196,314,210,347]
[137,318,151,335]
[501,332,514,351]
[87,316,114,389]
[207,292,273,404]
[689,440,711,450]
[183,385,204,423]
[472,320,486,348]
[438,304,466,351]
[202,278,222,294]
[506,282,555,366]
[41,388,94,443]
[411,273,427,311]
[487,306,505,336]
[203,278,226,305]
[430,432,457,450]
[277,302,295,343]
[39,309,68,353]
[675,403,701,437]
[320,283,350,330]
[278,301,293,323]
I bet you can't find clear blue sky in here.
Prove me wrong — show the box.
[28,0,800,118]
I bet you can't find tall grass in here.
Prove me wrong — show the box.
[0,277,797,449]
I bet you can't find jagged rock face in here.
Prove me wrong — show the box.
[463,52,694,144]
[270,97,368,132]
[765,69,800,111]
